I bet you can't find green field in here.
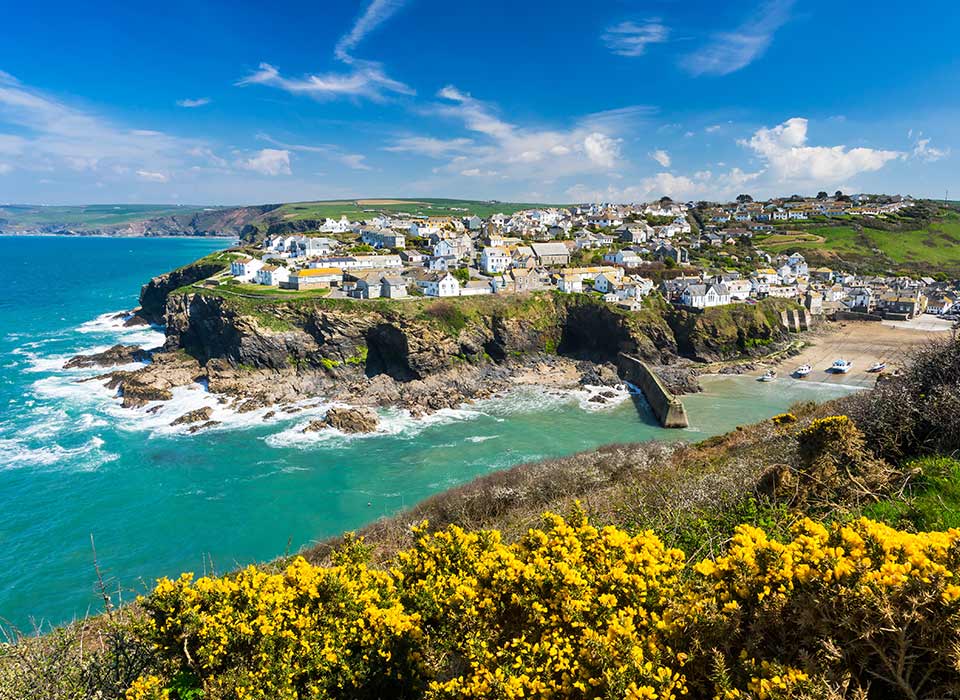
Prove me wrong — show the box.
[756,208,960,275]
[271,198,562,222]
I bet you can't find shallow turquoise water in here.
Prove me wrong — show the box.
[0,236,857,629]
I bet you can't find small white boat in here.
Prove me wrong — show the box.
[794,364,812,377]
[759,369,777,382]
[868,361,887,373]
[831,359,853,374]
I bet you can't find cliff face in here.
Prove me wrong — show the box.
[139,259,232,325]
[161,291,796,387]
[667,300,795,362]
[162,292,684,379]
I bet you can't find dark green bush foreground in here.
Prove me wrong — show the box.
[3,336,960,699]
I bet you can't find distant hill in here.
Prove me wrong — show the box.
[0,198,559,239]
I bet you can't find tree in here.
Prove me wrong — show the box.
[452,267,470,284]
[659,196,673,203]
[736,194,753,203]
[817,191,828,199]
[835,190,844,198]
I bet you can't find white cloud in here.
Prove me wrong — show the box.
[912,135,949,162]
[567,167,760,204]
[602,20,669,57]
[238,0,412,102]
[335,0,407,61]
[0,70,231,183]
[237,61,412,102]
[428,85,627,179]
[340,153,371,170]
[583,133,621,168]
[650,149,671,167]
[176,98,211,108]
[460,168,498,177]
[0,163,11,175]
[136,169,168,182]
[705,125,722,133]
[681,0,795,76]
[383,136,475,157]
[239,148,291,176]
[743,117,902,183]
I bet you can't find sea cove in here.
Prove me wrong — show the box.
[0,236,857,629]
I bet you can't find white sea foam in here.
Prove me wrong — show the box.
[76,310,165,347]
[264,403,487,450]
[464,435,499,443]
[0,435,118,472]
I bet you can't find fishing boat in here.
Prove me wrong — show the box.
[868,361,887,373]
[831,359,853,373]
[759,369,777,382]
[794,364,812,378]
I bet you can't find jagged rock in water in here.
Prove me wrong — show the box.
[170,407,213,426]
[322,406,379,434]
[64,344,151,369]
[187,420,221,434]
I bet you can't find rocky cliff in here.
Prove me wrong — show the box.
[162,291,682,376]
[138,256,234,324]
[101,287,800,419]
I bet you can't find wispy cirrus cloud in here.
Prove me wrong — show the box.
[257,134,371,171]
[176,97,211,108]
[424,85,631,178]
[602,19,669,57]
[335,0,407,61]
[0,70,204,181]
[383,136,475,157]
[238,0,413,102]
[681,0,795,76]
[910,132,950,162]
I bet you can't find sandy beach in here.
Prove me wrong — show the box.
[752,318,955,389]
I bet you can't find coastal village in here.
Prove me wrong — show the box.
[222,193,957,323]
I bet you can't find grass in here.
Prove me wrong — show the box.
[0,203,217,228]
[270,198,564,222]
[756,207,960,275]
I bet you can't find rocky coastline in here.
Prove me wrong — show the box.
[63,272,803,434]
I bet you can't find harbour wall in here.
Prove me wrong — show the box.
[617,353,689,429]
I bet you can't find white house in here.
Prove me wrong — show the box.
[680,283,731,309]
[557,275,583,293]
[230,257,264,281]
[604,249,643,267]
[416,272,460,297]
[593,271,622,294]
[255,264,290,286]
[480,246,512,274]
[726,279,754,301]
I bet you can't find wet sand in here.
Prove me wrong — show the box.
[753,319,953,389]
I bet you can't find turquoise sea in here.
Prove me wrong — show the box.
[0,236,858,629]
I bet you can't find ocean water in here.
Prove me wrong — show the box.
[0,236,858,629]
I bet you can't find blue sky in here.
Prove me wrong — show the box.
[1,0,958,205]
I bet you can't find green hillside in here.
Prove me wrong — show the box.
[755,202,960,276]
[0,204,217,228]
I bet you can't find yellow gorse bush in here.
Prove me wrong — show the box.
[132,512,960,700]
